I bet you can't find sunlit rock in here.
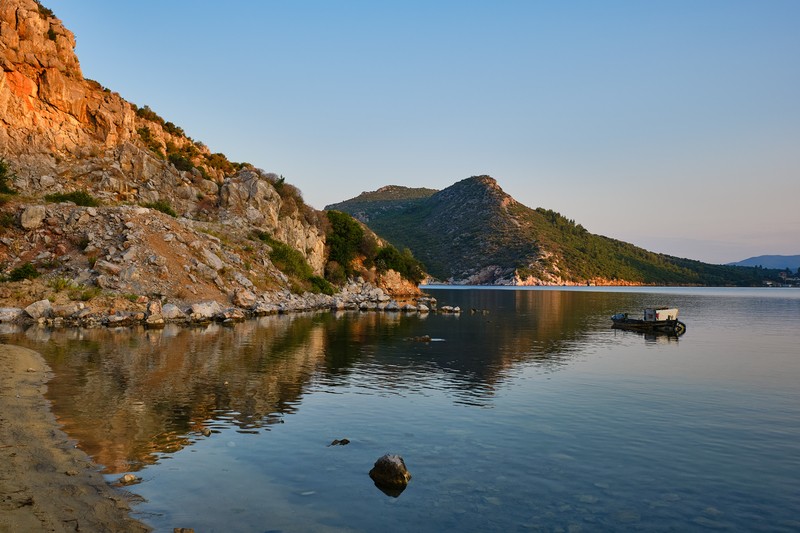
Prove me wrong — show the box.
[369,454,411,496]
[0,307,25,322]
[24,299,52,319]
[20,205,47,229]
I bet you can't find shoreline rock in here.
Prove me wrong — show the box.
[0,278,443,331]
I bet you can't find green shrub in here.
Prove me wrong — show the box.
[163,121,185,137]
[135,105,165,125]
[326,210,364,276]
[6,262,40,282]
[137,126,164,158]
[254,231,333,293]
[309,275,334,295]
[0,211,15,228]
[168,153,193,172]
[257,232,313,279]
[47,28,57,41]
[325,260,346,285]
[375,245,425,284]
[69,285,100,301]
[35,1,54,18]
[204,153,235,174]
[44,190,101,207]
[142,200,178,217]
[0,158,18,195]
[48,277,74,291]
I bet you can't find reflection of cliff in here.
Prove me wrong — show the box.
[12,315,327,473]
[3,290,632,473]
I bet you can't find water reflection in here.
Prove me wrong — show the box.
[0,289,669,474]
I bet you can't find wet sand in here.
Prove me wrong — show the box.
[0,344,150,532]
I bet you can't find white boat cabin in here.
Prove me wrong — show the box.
[644,308,679,322]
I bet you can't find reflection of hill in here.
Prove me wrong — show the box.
[344,289,612,405]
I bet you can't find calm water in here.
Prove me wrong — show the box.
[3,287,800,532]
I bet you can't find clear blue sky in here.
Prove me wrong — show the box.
[46,0,799,264]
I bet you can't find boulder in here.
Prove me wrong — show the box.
[24,299,52,320]
[189,301,223,321]
[201,248,225,271]
[0,307,25,322]
[161,303,187,320]
[52,303,85,318]
[145,299,164,328]
[369,454,412,496]
[219,307,246,322]
[232,288,257,308]
[94,259,122,275]
[20,205,47,229]
[384,301,400,312]
[252,301,280,315]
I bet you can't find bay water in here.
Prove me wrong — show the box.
[3,287,799,531]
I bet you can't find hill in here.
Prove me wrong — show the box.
[328,175,782,286]
[0,0,421,324]
[728,255,800,271]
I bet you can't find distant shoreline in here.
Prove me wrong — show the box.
[0,344,149,532]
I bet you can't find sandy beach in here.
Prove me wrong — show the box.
[0,344,149,532]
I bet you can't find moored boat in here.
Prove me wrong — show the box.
[611,307,687,336]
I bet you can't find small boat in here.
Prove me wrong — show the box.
[611,307,687,336]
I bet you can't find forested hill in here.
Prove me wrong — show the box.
[327,175,782,286]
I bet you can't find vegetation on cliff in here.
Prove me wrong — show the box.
[324,210,425,285]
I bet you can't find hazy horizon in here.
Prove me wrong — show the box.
[45,0,800,264]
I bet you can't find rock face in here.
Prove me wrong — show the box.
[0,0,326,277]
[369,454,412,496]
[0,0,427,318]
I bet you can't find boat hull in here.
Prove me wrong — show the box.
[612,318,687,336]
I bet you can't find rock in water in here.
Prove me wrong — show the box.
[369,454,411,496]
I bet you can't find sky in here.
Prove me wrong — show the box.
[44,0,800,264]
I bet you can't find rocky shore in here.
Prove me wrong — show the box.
[0,277,449,332]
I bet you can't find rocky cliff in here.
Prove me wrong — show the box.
[0,0,422,323]
[0,0,326,270]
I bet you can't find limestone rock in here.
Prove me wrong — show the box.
[161,303,187,320]
[0,307,25,322]
[20,205,46,229]
[188,301,222,321]
[201,248,225,271]
[94,259,122,275]
[218,307,246,322]
[52,302,84,318]
[24,299,52,319]
[232,288,256,308]
[145,299,164,327]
